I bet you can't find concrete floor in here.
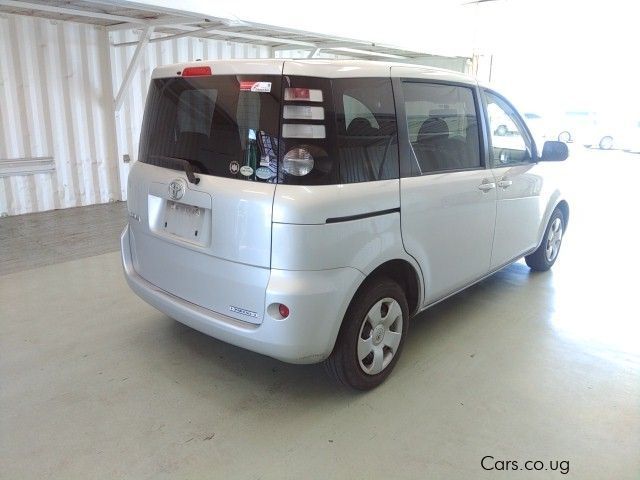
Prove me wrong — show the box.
[1,148,639,479]
[0,201,126,276]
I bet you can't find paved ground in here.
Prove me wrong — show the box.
[0,201,126,276]
[1,148,639,479]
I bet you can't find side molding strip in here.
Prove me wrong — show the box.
[326,207,400,224]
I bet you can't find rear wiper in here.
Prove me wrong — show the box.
[150,155,201,185]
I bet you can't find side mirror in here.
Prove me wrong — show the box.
[540,141,569,162]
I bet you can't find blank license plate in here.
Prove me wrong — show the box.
[162,200,206,243]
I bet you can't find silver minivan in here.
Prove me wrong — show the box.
[121,59,569,389]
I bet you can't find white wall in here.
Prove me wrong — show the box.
[0,14,119,216]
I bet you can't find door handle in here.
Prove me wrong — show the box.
[478,181,496,192]
[497,179,513,189]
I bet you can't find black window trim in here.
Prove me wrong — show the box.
[480,87,539,168]
[392,77,489,178]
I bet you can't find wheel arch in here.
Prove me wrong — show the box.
[556,199,569,230]
[354,259,423,317]
[537,195,570,248]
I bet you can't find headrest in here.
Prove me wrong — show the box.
[347,117,376,136]
[418,118,449,140]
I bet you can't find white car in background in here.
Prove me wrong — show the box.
[121,59,570,390]
[523,112,561,150]
[582,124,617,150]
[521,112,578,144]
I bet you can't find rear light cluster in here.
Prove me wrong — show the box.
[283,105,324,120]
[284,88,323,102]
[283,147,314,176]
[282,124,326,139]
[281,87,327,176]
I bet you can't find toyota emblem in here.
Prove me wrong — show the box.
[168,179,186,200]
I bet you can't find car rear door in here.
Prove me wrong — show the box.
[392,68,497,304]
[125,61,284,324]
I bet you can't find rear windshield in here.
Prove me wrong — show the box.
[138,74,398,185]
[139,75,282,182]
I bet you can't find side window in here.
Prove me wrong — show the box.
[485,92,533,166]
[343,94,380,130]
[401,82,481,175]
[333,78,398,183]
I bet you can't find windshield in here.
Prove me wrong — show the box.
[138,75,282,183]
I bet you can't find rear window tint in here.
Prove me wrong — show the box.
[278,76,398,185]
[334,78,399,184]
[138,75,282,182]
[139,74,399,185]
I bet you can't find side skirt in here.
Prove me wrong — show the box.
[415,248,537,315]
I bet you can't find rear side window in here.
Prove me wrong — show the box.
[139,75,282,182]
[334,78,399,184]
[279,76,398,185]
[401,82,481,175]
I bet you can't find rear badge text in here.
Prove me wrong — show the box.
[229,306,258,318]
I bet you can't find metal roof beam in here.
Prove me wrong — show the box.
[326,47,407,59]
[315,41,414,55]
[0,0,148,24]
[179,28,317,48]
[113,25,221,47]
[114,26,154,110]
[112,24,317,48]
[106,15,206,31]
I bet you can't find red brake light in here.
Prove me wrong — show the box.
[288,88,310,100]
[182,66,212,77]
[284,87,323,102]
[278,304,290,318]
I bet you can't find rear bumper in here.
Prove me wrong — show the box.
[121,225,364,364]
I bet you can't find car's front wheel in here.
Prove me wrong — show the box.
[525,209,565,271]
[325,277,409,390]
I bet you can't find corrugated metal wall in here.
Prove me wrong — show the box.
[0,13,120,216]
[0,15,318,215]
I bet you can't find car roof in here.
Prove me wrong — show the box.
[151,58,477,85]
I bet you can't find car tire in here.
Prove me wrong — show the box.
[496,124,508,136]
[558,131,571,143]
[599,136,614,150]
[325,277,409,390]
[525,209,565,272]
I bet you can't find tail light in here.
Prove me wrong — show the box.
[182,66,212,77]
[283,147,314,176]
[281,80,329,179]
[284,87,323,102]
[283,105,325,120]
[282,124,326,139]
